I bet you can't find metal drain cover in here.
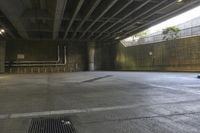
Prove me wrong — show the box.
[28,117,76,133]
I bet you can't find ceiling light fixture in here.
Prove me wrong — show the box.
[177,0,183,2]
[0,29,5,33]
[0,29,5,35]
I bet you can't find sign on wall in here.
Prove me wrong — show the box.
[17,54,25,59]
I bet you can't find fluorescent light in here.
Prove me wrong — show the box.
[177,0,183,2]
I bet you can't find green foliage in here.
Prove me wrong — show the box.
[162,26,180,41]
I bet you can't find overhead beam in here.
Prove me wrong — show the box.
[21,0,31,8]
[79,0,119,39]
[21,29,111,34]
[94,0,152,39]
[119,0,200,40]
[86,0,134,40]
[0,0,29,39]
[63,0,85,39]
[22,16,133,23]
[53,0,68,40]
[102,0,173,40]
[107,0,170,39]
[71,0,102,39]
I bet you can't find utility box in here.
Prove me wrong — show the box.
[0,41,5,73]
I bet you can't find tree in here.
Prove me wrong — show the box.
[162,26,180,41]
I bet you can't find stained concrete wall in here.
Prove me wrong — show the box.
[5,39,88,73]
[6,40,57,61]
[95,42,115,71]
[0,41,5,73]
[114,36,200,71]
[67,41,88,72]
[94,44,102,70]
[5,36,200,73]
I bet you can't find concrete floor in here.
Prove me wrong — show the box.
[0,71,200,133]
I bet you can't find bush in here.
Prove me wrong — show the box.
[162,26,180,41]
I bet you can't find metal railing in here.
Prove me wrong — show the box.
[121,25,200,47]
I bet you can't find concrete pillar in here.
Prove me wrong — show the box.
[0,41,5,73]
[87,41,95,71]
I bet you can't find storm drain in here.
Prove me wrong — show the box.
[28,117,76,133]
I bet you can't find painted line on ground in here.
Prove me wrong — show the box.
[0,114,9,119]
[1,99,199,119]
[1,87,200,120]
[0,104,142,119]
[150,84,200,94]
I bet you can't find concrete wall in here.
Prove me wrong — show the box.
[67,41,88,72]
[0,41,5,73]
[5,36,200,73]
[6,40,57,61]
[114,36,200,72]
[95,42,115,71]
[5,39,88,73]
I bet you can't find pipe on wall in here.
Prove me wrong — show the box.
[5,44,67,67]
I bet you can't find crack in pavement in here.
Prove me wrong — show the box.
[81,111,200,124]
[81,75,112,83]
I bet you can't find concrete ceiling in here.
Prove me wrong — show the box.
[0,0,200,41]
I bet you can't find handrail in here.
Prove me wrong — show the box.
[121,25,200,47]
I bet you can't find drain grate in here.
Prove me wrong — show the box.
[28,117,76,133]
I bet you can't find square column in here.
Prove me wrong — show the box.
[0,41,5,73]
[87,41,95,71]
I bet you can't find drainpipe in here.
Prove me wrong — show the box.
[5,44,67,67]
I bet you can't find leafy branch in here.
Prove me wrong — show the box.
[162,26,180,41]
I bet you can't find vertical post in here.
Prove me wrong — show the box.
[0,41,5,73]
[87,41,95,71]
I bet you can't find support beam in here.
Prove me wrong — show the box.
[71,0,102,39]
[95,0,152,39]
[53,0,68,40]
[63,0,85,39]
[86,0,134,40]
[119,0,200,40]
[104,0,170,40]
[101,0,174,40]
[21,0,31,8]
[0,0,29,39]
[79,0,119,39]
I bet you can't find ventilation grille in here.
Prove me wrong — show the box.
[28,117,76,133]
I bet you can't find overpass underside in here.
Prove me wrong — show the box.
[1,0,200,133]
